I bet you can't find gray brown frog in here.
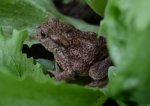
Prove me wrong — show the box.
[37,18,112,87]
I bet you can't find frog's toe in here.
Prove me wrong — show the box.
[48,69,59,75]
[47,69,60,79]
[87,77,108,87]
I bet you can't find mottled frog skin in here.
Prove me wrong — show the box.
[37,18,112,87]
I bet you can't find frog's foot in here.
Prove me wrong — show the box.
[48,69,60,77]
[88,77,108,87]
[48,69,75,81]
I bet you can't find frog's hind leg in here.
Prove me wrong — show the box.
[89,57,112,80]
[88,57,112,87]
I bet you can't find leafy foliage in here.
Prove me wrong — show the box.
[0,0,98,35]
[0,29,49,80]
[0,70,106,106]
[85,0,107,17]
[1,0,150,105]
[0,29,107,106]
[100,0,150,105]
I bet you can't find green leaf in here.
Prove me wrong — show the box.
[0,29,49,81]
[0,68,107,106]
[0,29,28,76]
[101,0,150,105]
[63,0,85,4]
[0,0,99,47]
[0,0,98,35]
[85,0,108,17]
[63,0,73,4]
[0,29,107,106]
[36,58,55,71]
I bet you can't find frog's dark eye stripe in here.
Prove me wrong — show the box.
[41,31,46,38]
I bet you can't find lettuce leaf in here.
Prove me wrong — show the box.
[0,29,107,106]
[85,0,107,17]
[0,0,98,35]
[0,29,49,80]
[0,69,107,106]
[101,0,150,105]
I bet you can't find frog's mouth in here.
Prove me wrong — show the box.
[38,37,59,53]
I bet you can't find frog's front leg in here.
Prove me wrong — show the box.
[88,57,112,87]
[48,69,75,81]
[48,47,76,81]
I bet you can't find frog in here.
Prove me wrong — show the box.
[37,18,112,87]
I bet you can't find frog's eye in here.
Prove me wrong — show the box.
[41,31,46,38]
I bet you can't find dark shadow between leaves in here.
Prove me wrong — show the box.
[22,44,54,60]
